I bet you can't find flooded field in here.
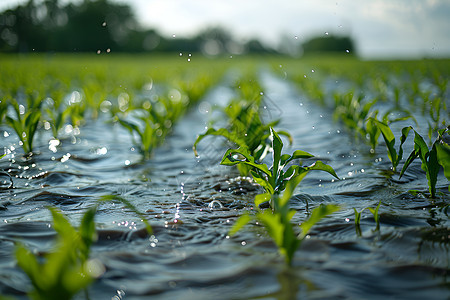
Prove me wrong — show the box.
[0,55,449,299]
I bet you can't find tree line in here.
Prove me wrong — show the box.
[0,0,355,55]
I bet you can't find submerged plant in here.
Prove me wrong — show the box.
[353,201,382,235]
[368,201,382,230]
[14,194,152,300]
[15,206,99,300]
[117,111,159,159]
[230,178,339,265]
[5,100,42,155]
[370,119,412,173]
[400,126,449,198]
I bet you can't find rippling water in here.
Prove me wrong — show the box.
[0,72,448,299]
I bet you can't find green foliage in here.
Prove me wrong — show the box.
[194,78,292,176]
[436,142,450,185]
[221,128,338,209]
[5,100,42,155]
[333,92,375,140]
[371,119,412,172]
[225,128,339,265]
[230,177,339,265]
[353,201,382,235]
[302,35,356,55]
[117,112,160,159]
[15,206,99,300]
[400,126,449,198]
[368,201,382,230]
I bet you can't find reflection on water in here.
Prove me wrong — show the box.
[0,72,448,299]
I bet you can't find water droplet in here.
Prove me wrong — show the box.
[294,35,298,40]
[179,52,182,56]
[346,49,350,53]
[172,34,176,38]
[96,50,101,54]
[311,69,315,73]
[345,218,350,222]
[125,160,131,166]
[241,241,247,246]
[102,22,106,27]
[325,32,329,35]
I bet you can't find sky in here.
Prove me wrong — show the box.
[1,0,450,58]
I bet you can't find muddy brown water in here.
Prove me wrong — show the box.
[0,72,448,299]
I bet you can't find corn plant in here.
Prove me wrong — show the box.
[117,111,159,159]
[353,201,382,236]
[222,128,339,264]
[400,126,449,198]
[436,142,450,189]
[194,82,292,175]
[221,128,338,209]
[16,196,152,300]
[370,119,412,173]
[15,206,98,300]
[0,99,7,124]
[5,99,42,155]
[332,91,376,140]
[230,178,339,265]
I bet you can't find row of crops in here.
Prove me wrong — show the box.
[0,54,449,299]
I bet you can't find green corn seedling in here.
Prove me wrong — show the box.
[368,201,382,230]
[230,178,339,265]
[5,100,42,155]
[221,128,338,209]
[400,126,449,198]
[194,80,292,176]
[230,179,339,265]
[224,128,339,265]
[16,206,99,300]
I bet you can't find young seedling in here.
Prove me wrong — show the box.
[15,206,99,300]
[370,119,412,173]
[230,177,339,265]
[224,128,339,265]
[117,115,158,159]
[353,201,382,235]
[193,81,292,176]
[221,128,338,209]
[15,196,152,300]
[5,100,42,155]
[353,207,365,236]
[400,126,449,198]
